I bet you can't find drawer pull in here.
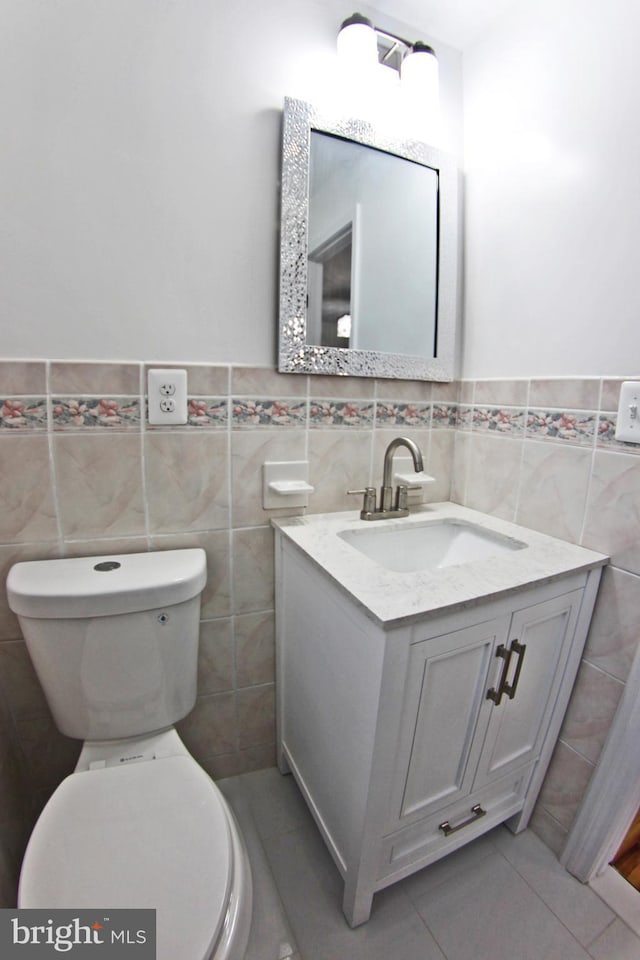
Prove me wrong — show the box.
[438,804,486,837]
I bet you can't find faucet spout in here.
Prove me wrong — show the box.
[382,436,424,490]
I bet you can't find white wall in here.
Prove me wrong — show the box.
[0,0,462,365]
[463,0,640,378]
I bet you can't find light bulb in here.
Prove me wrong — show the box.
[401,41,439,116]
[337,13,378,71]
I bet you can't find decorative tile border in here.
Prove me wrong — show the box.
[52,397,141,430]
[375,402,431,428]
[232,398,308,428]
[456,405,473,431]
[473,406,526,436]
[526,409,596,445]
[596,411,640,453]
[187,398,229,428]
[309,399,374,428]
[432,403,459,428]
[0,397,47,431]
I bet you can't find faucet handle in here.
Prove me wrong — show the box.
[347,487,377,514]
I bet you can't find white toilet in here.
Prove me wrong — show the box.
[6,548,252,960]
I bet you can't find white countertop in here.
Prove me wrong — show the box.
[273,502,608,628]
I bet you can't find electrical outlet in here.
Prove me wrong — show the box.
[148,369,188,424]
[615,381,640,443]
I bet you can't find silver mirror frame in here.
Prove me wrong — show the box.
[278,97,459,381]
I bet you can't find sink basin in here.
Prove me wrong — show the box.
[338,519,527,573]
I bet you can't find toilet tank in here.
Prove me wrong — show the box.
[6,549,207,741]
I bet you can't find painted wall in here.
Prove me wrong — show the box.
[459,0,640,854]
[0,0,463,904]
[463,0,640,378]
[0,0,462,365]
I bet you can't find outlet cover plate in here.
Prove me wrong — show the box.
[148,368,188,424]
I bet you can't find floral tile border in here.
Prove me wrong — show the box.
[53,397,141,430]
[432,403,459,429]
[597,411,640,453]
[0,397,47,431]
[375,402,431,428]
[187,398,229,428]
[232,398,308,428]
[309,399,374,428]
[473,406,526,436]
[526,409,596,445]
[456,405,474,431]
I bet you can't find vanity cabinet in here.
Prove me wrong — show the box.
[275,528,603,927]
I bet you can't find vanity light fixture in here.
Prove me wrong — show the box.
[337,12,438,105]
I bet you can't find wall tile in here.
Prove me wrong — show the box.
[53,433,146,539]
[235,611,275,688]
[0,641,50,721]
[461,433,522,521]
[582,450,640,574]
[52,397,141,430]
[583,566,640,682]
[232,526,275,615]
[232,367,307,398]
[536,740,595,831]
[237,685,276,749]
[197,619,234,695]
[526,409,596,445]
[50,362,141,395]
[307,430,373,514]
[516,441,592,543]
[231,429,307,528]
[176,691,236,757]
[559,661,624,764]
[145,431,229,534]
[308,399,374,428]
[374,379,431,402]
[529,378,600,410]
[0,361,46,395]
[310,375,375,400]
[0,436,58,543]
[474,379,528,406]
[0,398,47,432]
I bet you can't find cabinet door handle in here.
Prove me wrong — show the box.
[486,644,512,705]
[439,804,486,837]
[503,640,526,700]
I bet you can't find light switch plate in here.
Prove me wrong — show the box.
[615,381,640,443]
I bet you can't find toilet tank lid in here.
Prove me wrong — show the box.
[6,549,207,619]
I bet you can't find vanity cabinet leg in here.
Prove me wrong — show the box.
[342,877,374,928]
[277,745,291,775]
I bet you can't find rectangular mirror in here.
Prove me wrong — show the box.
[278,97,459,381]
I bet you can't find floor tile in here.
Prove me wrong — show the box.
[587,918,640,960]
[263,816,445,960]
[401,832,498,903]
[414,851,592,960]
[218,774,298,960]
[491,826,615,946]
[239,767,312,841]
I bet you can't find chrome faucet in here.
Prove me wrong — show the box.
[349,436,424,521]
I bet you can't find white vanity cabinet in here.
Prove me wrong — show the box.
[274,508,606,928]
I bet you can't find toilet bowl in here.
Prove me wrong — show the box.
[7,550,252,960]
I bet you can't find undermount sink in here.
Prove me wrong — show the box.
[338,519,527,573]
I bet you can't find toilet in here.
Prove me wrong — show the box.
[6,548,252,960]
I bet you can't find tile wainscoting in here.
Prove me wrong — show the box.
[1,362,639,903]
[452,376,640,855]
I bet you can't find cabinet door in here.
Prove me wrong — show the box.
[389,617,509,828]
[473,590,583,789]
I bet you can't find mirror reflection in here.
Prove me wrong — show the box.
[308,131,439,357]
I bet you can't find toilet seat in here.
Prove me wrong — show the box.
[19,755,234,960]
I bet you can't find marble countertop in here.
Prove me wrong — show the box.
[272,502,608,628]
